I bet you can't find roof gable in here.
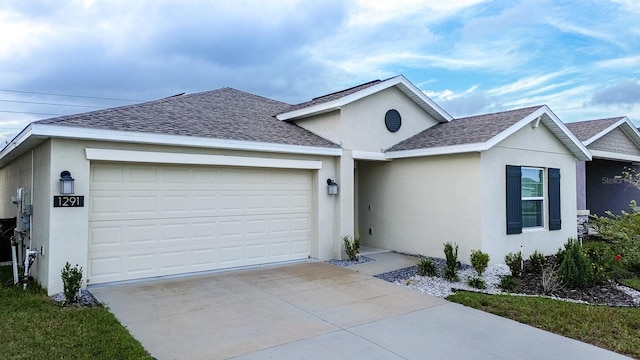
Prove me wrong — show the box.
[565,116,640,146]
[386,105,591,161]
[276,75,452,123]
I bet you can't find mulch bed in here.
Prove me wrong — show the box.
[518,257,637,307]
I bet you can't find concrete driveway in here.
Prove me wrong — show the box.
[90,261,630,360]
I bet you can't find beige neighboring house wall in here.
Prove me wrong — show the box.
[19,138,340,294]
[357,153,482,262]
[481,122,579,262]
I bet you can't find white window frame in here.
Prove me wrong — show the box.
[521,167,545,229]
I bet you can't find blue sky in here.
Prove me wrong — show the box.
[1,0,640,143]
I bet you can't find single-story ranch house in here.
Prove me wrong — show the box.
[0,75,591,295]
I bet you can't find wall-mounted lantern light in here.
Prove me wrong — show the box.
[59,171,75,194]
[327,178,338,195]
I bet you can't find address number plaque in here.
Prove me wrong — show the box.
[53,195,85,208]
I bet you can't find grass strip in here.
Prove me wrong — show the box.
[447,291,640,359]
[0,267,152,359]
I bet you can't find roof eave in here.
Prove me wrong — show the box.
[277,75,453,123]
[583,117,628,146]
[1,124,343,165]
[482,106,592,161]
[386,143,486,159]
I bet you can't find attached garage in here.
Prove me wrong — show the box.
[88,162,314,284]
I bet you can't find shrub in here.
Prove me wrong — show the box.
[343,235,360,261]
[467,276,487,289]
[443,242,459,282]
[499,275,520,293]
[541,265,563,295]
[505,251,523,277]
[61,262,83,304]
[558,238,593,289]
[417,257,438,277]
[470,250,490,277]
[528,250,545,275]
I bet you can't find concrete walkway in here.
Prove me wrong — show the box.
[90,254,631,360]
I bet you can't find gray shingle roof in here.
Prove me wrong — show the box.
[282,79,383,113]
[387,105,543,152]
[564,117,625,142]
[35,88,339,148]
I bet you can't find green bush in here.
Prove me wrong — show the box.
[417,257,438,277]
[470,250,490,277]
[443,242,459,282]
[505,251,523,277]
[558,239,594,289]
[342,235,360,261]
[467,276,487,289]
[528,250,545,275]
[61,262,83,304]
[499,275,520,293]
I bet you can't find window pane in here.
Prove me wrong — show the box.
[521,168,543,197]
[522,200,543,227]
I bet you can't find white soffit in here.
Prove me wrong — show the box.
[85,148,323,169]
[352,151,389,161]
[590,150,640,163]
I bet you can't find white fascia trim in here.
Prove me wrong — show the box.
[385,143,485,159]
[276,75,452,122]
[483,106,591,161]
[352,151,389,161]
[583,118,628,146]
[590,150,640,163]
[0,124,33,160]
[85,148,323,169]
[587,117,640,149]
[31,124,342,156]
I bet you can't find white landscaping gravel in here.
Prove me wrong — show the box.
[397,264,511,298]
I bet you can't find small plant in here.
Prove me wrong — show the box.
[467,276,487,289]
[342,235,360,261]
[417,257,438,277]
[499,275,520,293]
[540,265,563,295]
[61,262,83,304]
[443,242,459,282]
[558,238,593,289]
[470,250,490,276]
[505,251,523,277]
[528,250,546,275]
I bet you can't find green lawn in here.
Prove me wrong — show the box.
[620,278,640,291]
[448,291,640,359]
[0,267,152,360]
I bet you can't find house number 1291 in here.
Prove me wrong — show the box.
[53,195,85,208]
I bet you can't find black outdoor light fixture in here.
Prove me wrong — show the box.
[327,178,338,195]
[59,171,75,194]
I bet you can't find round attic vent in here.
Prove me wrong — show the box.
[385,109,402,132]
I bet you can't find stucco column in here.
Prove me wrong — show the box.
[338,150,355,258]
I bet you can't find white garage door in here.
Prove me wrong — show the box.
[88,162,313,284]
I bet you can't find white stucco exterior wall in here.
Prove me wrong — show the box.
[357,153,482,261]
[480,122,579,262]
[13,138,342,294]
[0,142,52,291]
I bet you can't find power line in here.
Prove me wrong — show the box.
[0,99,108,109]
[0,110,64,116]
[0,88,144,102]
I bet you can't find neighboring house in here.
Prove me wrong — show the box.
[566,118,640,222]
[0,75,590,295]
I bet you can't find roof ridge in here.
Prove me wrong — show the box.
[310,79,382,101]
[454,105,544,121]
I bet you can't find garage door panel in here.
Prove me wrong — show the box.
[89,163,313,284]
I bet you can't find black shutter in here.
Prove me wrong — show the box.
[548,168,561,230]
[506,165,522,234]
